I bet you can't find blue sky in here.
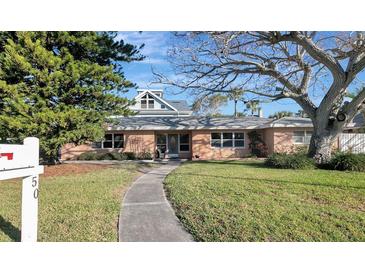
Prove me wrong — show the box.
[117,31,310,117]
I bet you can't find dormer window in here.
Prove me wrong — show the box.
[140,93,155,109]
[149,99,154,109]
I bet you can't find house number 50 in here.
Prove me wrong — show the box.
[32,176,39,199]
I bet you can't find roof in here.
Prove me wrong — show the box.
[258,113,365,129]
[260,117,314,128]
[109,116,272,131]
[109,113,365,131]
[346,113,365,128]
[165,100,192,112]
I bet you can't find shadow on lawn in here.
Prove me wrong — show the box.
[176,172,365,191]
[0,215,21,242]
[194,160,267,169]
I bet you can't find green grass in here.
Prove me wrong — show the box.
[164,160,365,241]
[0,163,152,242]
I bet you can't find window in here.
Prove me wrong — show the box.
[161,104,166,109]
[148,99,154,109]
[92,133,124,149]
[211,133,222,148]
[234,132,245,147]
[91,141,102,149]
[156,134,167,153]
[179,134,190,151]
[211,132,245,148]
[305,131,313,144]
[222,133,233,147]
[103,134,113,148]
[293,130,312,144]
[140,93,155,109]
[113,133,124,148]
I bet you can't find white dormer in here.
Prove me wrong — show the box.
[130,89,193,117]
[137,89,163,98]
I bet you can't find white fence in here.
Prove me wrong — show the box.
[339,133,365,154]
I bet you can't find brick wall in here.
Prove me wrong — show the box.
[191,130,251,160]
[61,130,155,160]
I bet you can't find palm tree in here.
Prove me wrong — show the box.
[296,109,308,118]
[245,100,260,116]
[227,89,245,117]
[269,111,294,119]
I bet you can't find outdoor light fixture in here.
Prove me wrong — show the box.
[336,112,347,122]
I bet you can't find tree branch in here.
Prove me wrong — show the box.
[276,32,346,81]
[341,87,365,123]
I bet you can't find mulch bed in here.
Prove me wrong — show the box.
[42,164,110,178]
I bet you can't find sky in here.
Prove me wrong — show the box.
[117,32,312,118]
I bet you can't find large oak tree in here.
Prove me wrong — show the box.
[156,32,365,162]
[0,31,143,162]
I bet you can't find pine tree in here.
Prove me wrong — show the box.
[0,31,143,162]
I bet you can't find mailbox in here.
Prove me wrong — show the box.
[0,137,44,242]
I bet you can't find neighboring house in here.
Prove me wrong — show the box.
[61,89,365,160]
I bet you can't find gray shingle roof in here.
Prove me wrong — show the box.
[109,116,273,130]
[346,113,365,128]
[165,100,192,112]
[261,117,314,128]
[259,113,365,129]
[109,113,364,131]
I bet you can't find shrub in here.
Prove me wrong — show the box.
[137,151,153,160]
[327,153,365,172]
[77,152,99,160]
[294,145,309,154]
[99,152,126,160]
[122,152,136,160]
[265,153,315,169]
[248,131,269,157]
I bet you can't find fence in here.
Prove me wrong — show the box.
[339,133,365,153]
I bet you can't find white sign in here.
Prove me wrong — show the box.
[0,137,44,242]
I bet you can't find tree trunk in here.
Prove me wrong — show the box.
[234,100,237,117]
[307,120,340,164]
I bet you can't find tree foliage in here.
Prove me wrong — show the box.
[192,94,228,116]
[269,111,295,119]
[244,100,260,115]
[0,31,143,162]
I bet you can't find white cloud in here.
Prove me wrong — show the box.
[140,57,168,65]
[116,31,169,59]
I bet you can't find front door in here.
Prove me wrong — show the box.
[167,134,179,158]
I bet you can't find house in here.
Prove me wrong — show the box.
[61,89,365,160]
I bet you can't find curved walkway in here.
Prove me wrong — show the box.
[119,161,193,242]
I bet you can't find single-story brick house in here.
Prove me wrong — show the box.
[61,89,365,160]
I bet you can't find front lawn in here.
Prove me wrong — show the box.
[0,163,153,242]
[164,160,365,241]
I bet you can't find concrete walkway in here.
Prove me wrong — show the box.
[119,161,193,242]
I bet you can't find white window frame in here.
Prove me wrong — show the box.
[210,132,245,148]
[222,132,234,148]
[93,133,124,149]
[292,130,312,145]
[234,132,245,148]
[140,94,155,109]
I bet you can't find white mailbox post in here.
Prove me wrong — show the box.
[0,137,44,242]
